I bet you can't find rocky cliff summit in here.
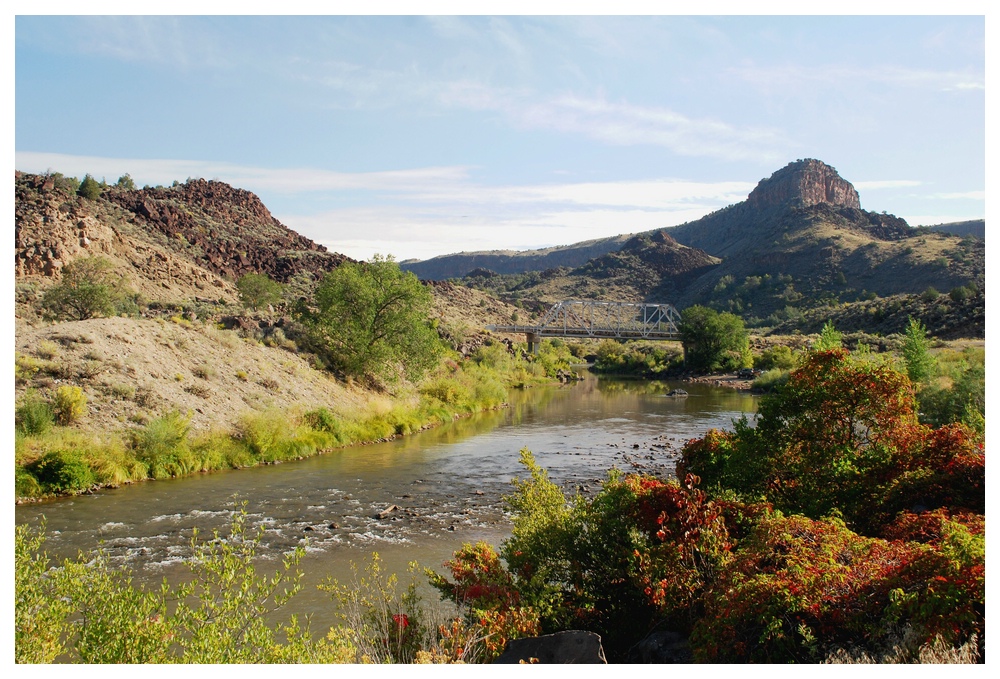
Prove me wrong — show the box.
[747,158,861,210]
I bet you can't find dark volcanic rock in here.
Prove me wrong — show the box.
[104,178,350,282]
[494,631,607,664]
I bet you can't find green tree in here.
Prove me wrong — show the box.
[812,320,842,351]
[115,173,136,190]
[236,273,283,312]
[77,174,102,200]
[901,316,935,385]
[301,254,441,384]
[679,305,750,372]
[41,256,130,321]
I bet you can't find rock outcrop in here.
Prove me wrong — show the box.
[105,178,348,282]
[746,158,861,210]
[493,630,607,664]
[14,173,350,297]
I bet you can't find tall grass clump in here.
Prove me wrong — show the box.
[235,410,323,463]
[130,410,197,479]
[16,390,54,436]
[752,368,790,393]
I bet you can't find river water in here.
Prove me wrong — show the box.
[15,371,756,632]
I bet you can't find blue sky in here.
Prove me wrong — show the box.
[13,9,988,263]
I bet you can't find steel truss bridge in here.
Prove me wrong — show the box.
[488,300,682,352]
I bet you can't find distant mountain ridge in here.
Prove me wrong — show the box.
[399,233,634,280]
[924,219,985,239]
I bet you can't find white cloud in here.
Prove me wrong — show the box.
[854,180,923,190]
[928,191,985,201]
[902,215,984,228]
[282,203,716,263]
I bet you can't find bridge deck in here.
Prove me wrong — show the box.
[488,324,681,341]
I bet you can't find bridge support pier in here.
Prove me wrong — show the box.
[526,333,539,354]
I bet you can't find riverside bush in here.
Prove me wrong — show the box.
[428,541,540,662]
[130,410,197,479]
[690,512,983,662]
[679,349,984,535]
[235,409,317,463]
[28,450,97,493]
[592,340,683,376]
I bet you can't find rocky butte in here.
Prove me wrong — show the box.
[746,158,862,210]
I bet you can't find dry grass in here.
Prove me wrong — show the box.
[825,630,980,664]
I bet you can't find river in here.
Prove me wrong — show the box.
[15,370,757,632]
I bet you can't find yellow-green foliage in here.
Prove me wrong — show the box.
[35,340,61,360]
[235,410,323,463]
[52,385,87,425]
[15,353,44,382]
[319,553,431,663]
[16,505,360,663]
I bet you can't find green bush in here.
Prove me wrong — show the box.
[28,450,97,493]
[812,320,842,351]
[236,273,283,312]
[77,174,102,200]
[235,410,315,463]
[753,345,797,371]
[16,505,354,663]
[592,340,682,376]
[679,306,751,372]
[16,390,54,436]
[751,367,789,392]
[115,173,136,190]
[41,256,131,321]
[900,317,935,385]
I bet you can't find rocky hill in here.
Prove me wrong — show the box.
[472,231,720,305]
[15,172,348,298]
[14,171,527,436]
[458,160,984,336]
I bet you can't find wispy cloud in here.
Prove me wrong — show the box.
[503,95,789,162]
[928,191,985,201]
[286,206,698,263]
[73,16,233,70]
[731,64,984,93]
